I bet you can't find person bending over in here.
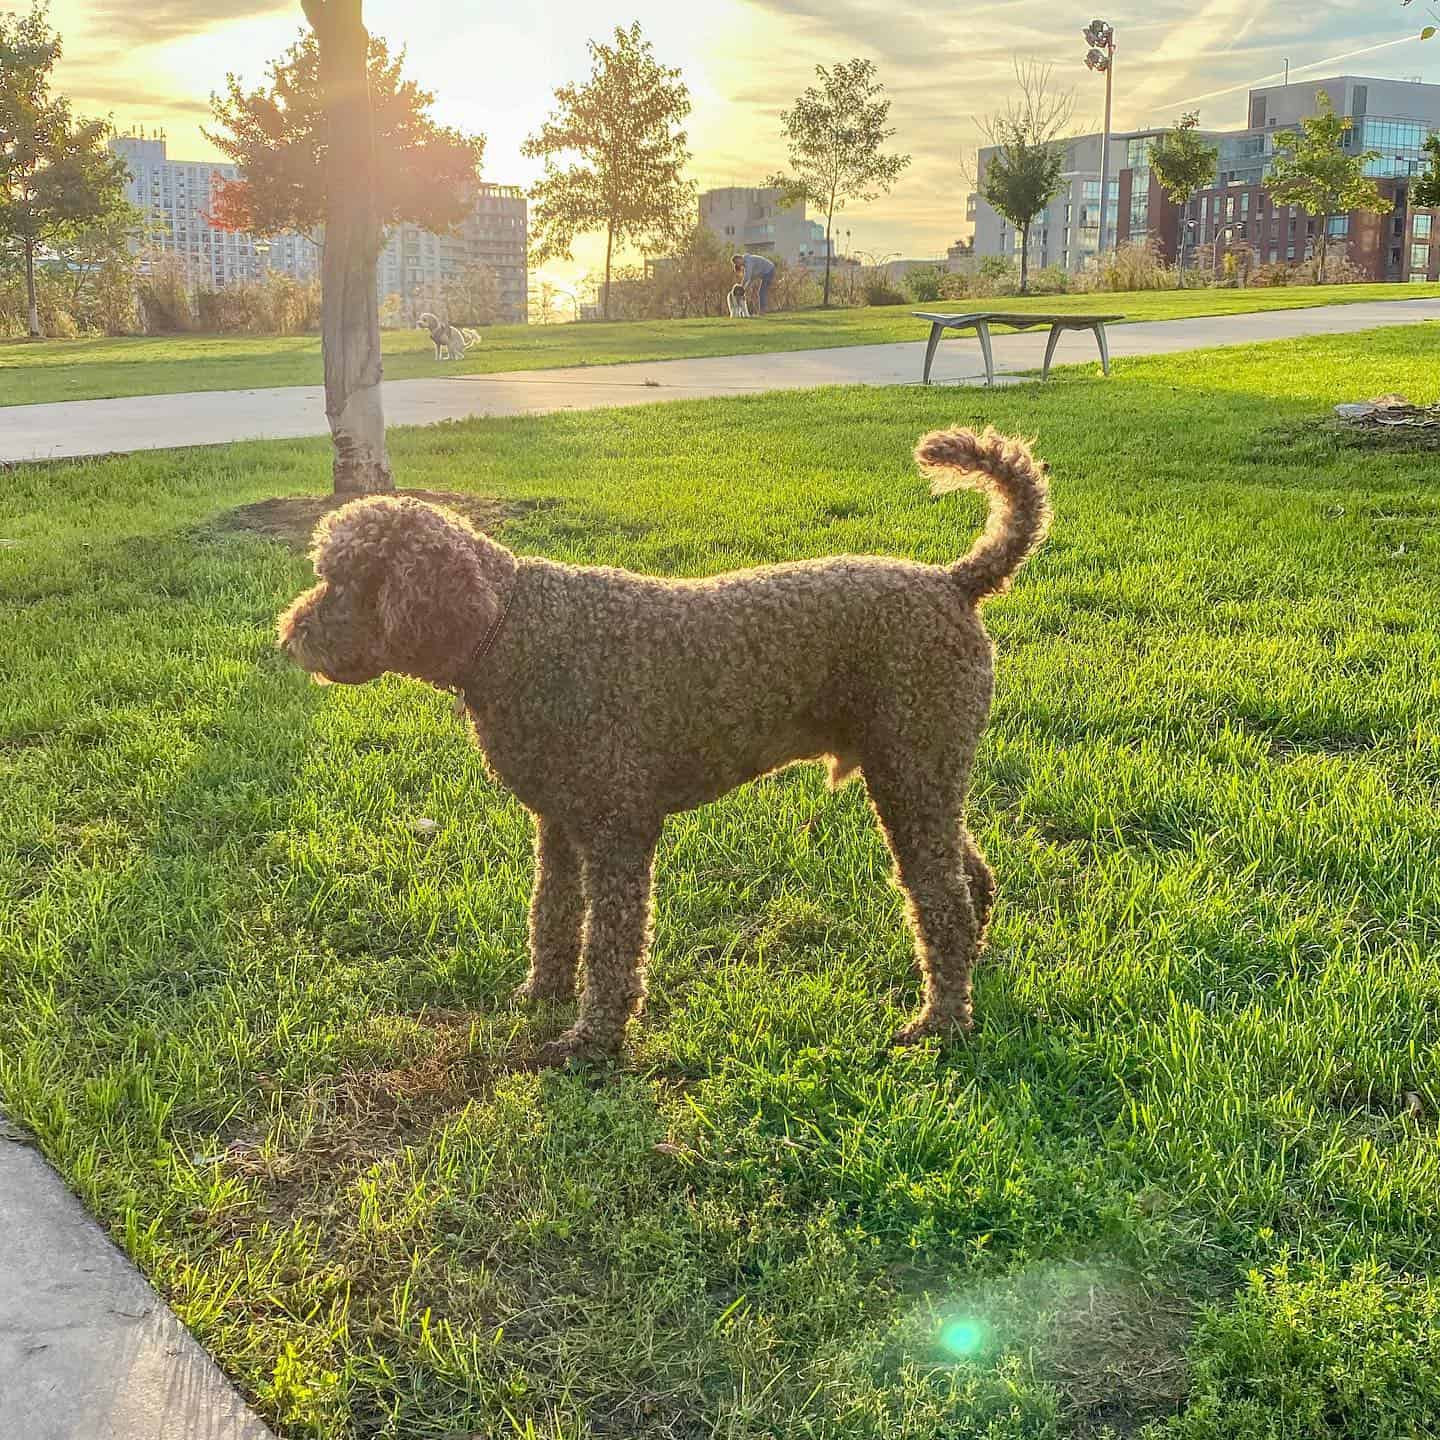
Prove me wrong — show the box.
[732,252,776,315]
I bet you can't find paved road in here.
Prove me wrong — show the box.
[4,298,1439,464]
[0,1132,274,1439]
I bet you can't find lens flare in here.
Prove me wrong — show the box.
[939,1318,985,1358]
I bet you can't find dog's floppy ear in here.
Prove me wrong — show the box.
[310,497,404,585]
[373,501,498,674]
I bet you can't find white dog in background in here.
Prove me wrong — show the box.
[417,312,481,361]
[726,283,751,319]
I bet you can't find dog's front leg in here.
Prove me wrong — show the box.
[515,817,583,1003]
[537,828,659,1065]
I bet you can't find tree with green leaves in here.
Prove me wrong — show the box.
[0,2,132,337]
[523,22,693,322]
[1148,112,1218,274]
[205,28,483,239]
[1414,133,1440,208]
[1265,92,1385,283]
[444,262,501,327]
[977,63,1072,296]
[769,58,910,307]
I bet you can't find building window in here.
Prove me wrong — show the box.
[1415,214,1433,239]
[1411,243,1430,270]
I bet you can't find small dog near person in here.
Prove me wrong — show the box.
[417,312,481,361]
[726,283,751,318]
[278,427,1050,1066]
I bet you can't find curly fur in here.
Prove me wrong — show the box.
[277,426,1050,1064]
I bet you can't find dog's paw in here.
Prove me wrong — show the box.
[513,973,577,1005]
[891,1010,973,1047]
[535,1027,621,1069]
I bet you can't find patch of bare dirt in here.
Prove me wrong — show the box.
[211,490,534,551]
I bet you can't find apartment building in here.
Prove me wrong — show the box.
[382,184,529,323]
[111,134,316,287]
[111,135,529,320]
[970,75,1440,281]
[1123,77,1440,281]
[699,187,833,267]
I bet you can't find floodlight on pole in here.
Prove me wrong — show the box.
[1082,19,1117,255]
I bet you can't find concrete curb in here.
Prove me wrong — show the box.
[0,1131,275,1440]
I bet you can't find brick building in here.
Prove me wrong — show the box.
[973,75,1440,282]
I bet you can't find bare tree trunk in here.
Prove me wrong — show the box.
[303,0,392,495]
[603,221,614,321]
[1020,224,1030,295]
[1315,226,1328,284]
[823,222,833,306]
[24,239,40,338]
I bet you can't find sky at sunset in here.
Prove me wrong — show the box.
[46,1,1434,281]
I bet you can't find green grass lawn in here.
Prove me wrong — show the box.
[3,280,1440,407]
[2,327,1439,1439]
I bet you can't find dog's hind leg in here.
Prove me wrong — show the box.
[515,817,584,1003]
[865,760,982,1044]
[538,825,660,1064]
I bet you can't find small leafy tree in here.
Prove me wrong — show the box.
[1265,92,1385,283]
[50,205,144,326]
[977,63,1073,296]
[0,2,132,337]
[769,58,910,307]
[443,262,501,326]
[523,22,693,321]
[205,28,483,239]
[1148,112,1218,273]
[1414,134,1440,206]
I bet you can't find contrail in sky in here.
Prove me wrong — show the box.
[1155,34,1420,113]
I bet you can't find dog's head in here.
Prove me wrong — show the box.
[277,497,511,689]
[416,312,441,335]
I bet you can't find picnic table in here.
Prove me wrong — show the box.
[912,311,1125,386]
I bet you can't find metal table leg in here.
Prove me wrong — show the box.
[1042,324,1064,379]
[923,322,945,384]
[976,320,995,386]
[1092,322,1111,375]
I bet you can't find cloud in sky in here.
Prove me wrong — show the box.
[82,0,292,46]
[47,0,1436,274]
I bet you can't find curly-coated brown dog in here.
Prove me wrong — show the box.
[277,427,1049,1065]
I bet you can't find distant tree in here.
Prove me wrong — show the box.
[1265,92,1385,283]
[444,262,501,326]
[1148,112,1218,272]
[904,264,943,302]
[769,58,910,307]
[50,205,144,323]
[977,63,1073,296]
[523,22,693,321]
[0,2,132,337]
[206,27,482,240]
[1414,134,1440,206]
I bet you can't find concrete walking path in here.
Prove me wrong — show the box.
[3,297,1439,464]
[0,1132,274,1439]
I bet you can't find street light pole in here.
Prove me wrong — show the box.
[1084,21,1117,256]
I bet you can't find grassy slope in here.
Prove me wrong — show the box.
[2,329,1439,1439]
[2,280,1439,407]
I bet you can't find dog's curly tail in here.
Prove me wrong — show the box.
[913,425,1051,601]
